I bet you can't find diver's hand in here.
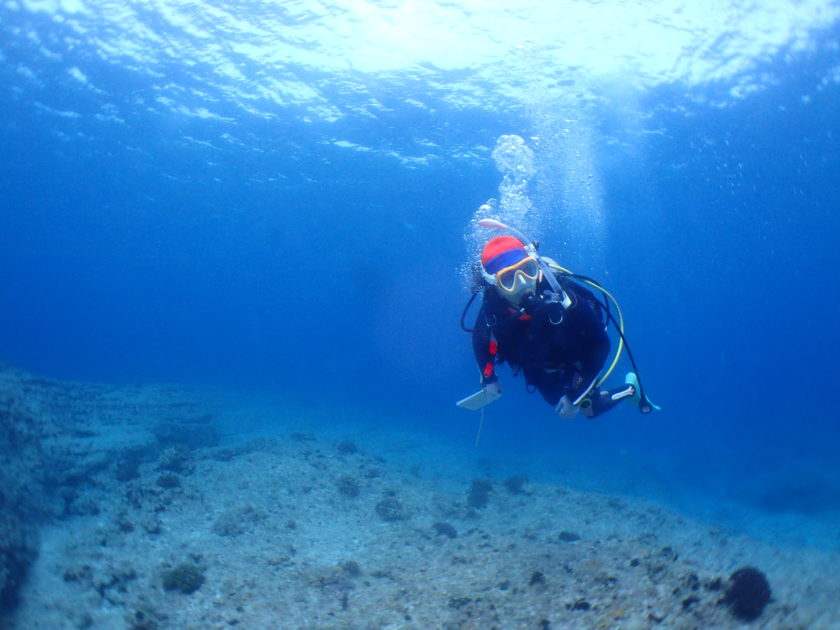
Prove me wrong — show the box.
[555,395,579,419]
[483,379,503,397]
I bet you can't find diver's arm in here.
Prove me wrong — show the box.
[571,328,611,401]
[471,303,498,385]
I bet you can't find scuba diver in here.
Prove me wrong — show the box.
[460,219,656,419]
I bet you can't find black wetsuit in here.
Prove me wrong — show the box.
[472,273,616,413]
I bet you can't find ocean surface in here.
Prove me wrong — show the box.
[2,1,840,625]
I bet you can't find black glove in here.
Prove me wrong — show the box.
[523,293,566,323]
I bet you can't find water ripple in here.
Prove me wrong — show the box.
[3,0,839,163]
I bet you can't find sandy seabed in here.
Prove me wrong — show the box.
[3,374,840,630]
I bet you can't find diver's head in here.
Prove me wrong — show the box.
[481,236,540,305]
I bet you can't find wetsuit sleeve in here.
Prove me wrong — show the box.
[573,333,610,398]
[567,291,610,400]
[471,302,498,384]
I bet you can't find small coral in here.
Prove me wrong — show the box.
[433,522,457,539]
[127,607,165,630]
[337,441,358,454]
[375,497,404,521]
[155,473,181,489]
[114,455,142,482]
[290,432,316,442]
[467,478,493,509]
[529,571,546,586]
[162,563,205,594]
[503,476,528,494]
[156,446,191,474]
[722,566,772,621]
[336,475,360,498]
[212,506,266,537]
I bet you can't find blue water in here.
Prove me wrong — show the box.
[2,0,840,546]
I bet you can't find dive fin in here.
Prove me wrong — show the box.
[625,372,661,412]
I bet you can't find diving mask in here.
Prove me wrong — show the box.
[494,256,540,297]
